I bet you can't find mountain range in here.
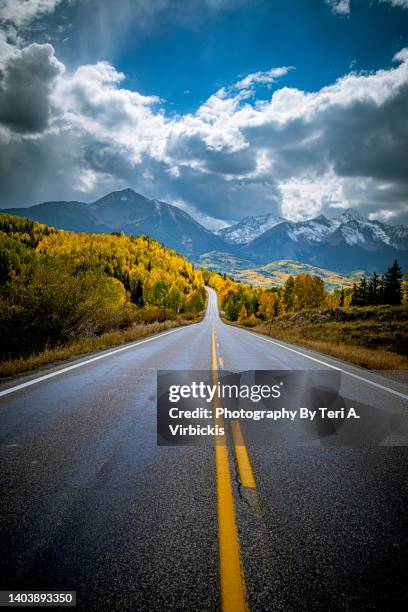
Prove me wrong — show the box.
[2,188,408,276]
[1,189,225,257]
[240,209,408,271]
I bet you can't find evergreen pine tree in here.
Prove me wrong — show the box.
[131,279,144,306]
[350,282,358,306]
[122,271,131,291]
[350,278,367,306]
[382,260,403,305]
[378,275,386,305]
[367,271,380,305]
[359,277,367,306]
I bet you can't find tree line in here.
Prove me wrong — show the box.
[350,260,403,306]
[205,259,406,326]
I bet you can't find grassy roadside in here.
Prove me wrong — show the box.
[0,317,201,379]
[223,306,408,370]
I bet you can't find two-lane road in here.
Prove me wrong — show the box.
[1,288,407,610]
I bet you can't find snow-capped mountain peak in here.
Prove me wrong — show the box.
[335,209,395,247]
[287,215,336,243]
[338,208,365,223]
[215,212,284,245]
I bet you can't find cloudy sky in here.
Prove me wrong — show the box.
[0,0,408,228]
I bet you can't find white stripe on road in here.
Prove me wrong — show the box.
[0,325,198,398]
[249,332,408,401]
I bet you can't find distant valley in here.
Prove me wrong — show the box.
[2,188,407,287]
[196,253,363,290]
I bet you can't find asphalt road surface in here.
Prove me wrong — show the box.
[1,288,407,611]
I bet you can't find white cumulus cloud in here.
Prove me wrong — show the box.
[235,66,294,91]
[0,0,66,26]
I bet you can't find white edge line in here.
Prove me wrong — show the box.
[0,324,199,398]
[234,326,408,401]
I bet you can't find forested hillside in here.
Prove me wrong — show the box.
[0,214,205,364]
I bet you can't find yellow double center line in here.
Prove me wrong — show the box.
[231,421,256,489]
[212,324,256,612]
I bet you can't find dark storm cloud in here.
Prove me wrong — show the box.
[244,119,330,181]
[162,163,281,222]
[0,129,105,207]
[321,85,408,183]
[165,133,258,176]
[0,43,64,133]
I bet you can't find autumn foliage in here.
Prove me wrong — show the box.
[204,270,327,324]
[204,266,407,370]
[0,214,205,360]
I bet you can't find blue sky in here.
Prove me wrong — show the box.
[1,0,408,226]
[28,0,408,110]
